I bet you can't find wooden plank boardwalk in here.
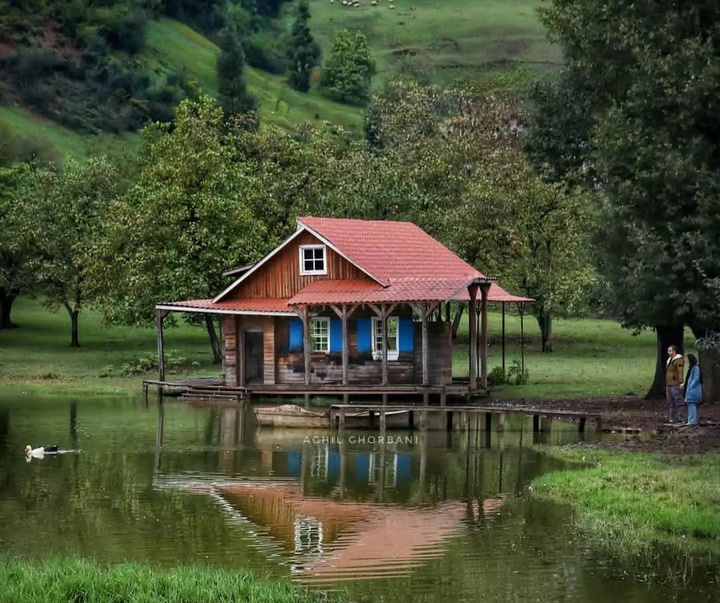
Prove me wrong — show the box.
[329,404,602,434]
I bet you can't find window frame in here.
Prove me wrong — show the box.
[371,316,399,361]
[299,244,327,276]
[310,317,330,353]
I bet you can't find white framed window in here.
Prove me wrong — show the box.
[371,316,399,361]
[299,244,327,275]
[311,317,330,353]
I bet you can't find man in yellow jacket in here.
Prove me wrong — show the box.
[665,344,685,424]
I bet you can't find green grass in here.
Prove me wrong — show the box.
[305,0,561,91]
[531,448,720,556]
[143,18,364,133]
[0,297,214,396]
[0,297,664,399]
[0,557,343,603]
[0,106,137,162]
[453,309,660,399]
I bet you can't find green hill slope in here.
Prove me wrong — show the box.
[0,1,557,159]
[306,0,560,89]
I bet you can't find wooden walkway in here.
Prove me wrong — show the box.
[329,404,602,434]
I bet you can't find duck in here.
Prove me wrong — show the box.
[24,445,59,457]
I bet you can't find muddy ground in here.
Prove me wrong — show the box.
[490,396,720,454]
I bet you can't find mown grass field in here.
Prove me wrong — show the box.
[305,0,561,90]
[0,297,661,399]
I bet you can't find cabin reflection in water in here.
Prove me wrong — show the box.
[155,406,514,583]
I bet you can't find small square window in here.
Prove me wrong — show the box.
[300,245,327,275]
[311,317,330,353]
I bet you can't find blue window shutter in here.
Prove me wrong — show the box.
[356,317,371,352]
[330,318,342,353]
[398,317,414,352]
[289,319,303,352]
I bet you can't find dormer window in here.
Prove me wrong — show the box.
[299,244,327,275]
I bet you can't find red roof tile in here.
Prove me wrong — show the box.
[298,216,484,284]
[157,299,294,314]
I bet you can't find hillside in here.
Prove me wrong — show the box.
[306,0,560,89]
[0,0,558,159]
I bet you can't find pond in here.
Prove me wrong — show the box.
[0,395,717,602]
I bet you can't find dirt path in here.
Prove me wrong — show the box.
[491,396,720,454]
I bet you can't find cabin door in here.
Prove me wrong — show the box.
[244,331,264,384]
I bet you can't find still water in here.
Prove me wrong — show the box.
[0,396,718,602]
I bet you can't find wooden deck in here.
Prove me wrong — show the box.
[142,378,486,405]
[329,404,602,434]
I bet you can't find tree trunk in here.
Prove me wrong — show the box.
[451,305,465,340]
[0,288,17,329]
[645,324,685,400]
[536,312,553,353]
[70,310,80,347]
[205,315,222,364]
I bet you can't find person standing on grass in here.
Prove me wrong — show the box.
[665,344,685,423]
[682,353,702,426]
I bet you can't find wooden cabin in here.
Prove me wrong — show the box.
[155,216,518,402]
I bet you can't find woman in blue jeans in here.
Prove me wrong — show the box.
[683,354,702,426]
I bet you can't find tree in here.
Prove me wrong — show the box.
[529,0,720,395]
[0,165,36,329]
[363,81,595,350]
[21,158,122,347]
[88,96,268,363]
[216,26,258,119]
[319,29,375,106]
[286,1,317,92]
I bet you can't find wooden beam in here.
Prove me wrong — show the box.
[234,315,241,387]
[155,309,169,382]
[480,282,490,390]
[468,285,478,390]
[329,304,359,387]
[300,305,311,386]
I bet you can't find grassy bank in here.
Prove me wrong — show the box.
[0,557,341,603]
[0,297,660,398]
[531,448,720,556]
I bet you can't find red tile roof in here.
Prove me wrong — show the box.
[298,216,484,285]
[288,278,472,305]
[157,299,294,314]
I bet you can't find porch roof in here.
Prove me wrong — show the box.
[287,277,474,305]
[156,298,294,316]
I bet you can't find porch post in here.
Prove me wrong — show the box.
[501,301,506,375]
[468,285,478,390]
[480,282,490,390]
[235,315,245,387]
[421,303,429,386]
[301,305,311,386]
[341,305,349,386]
[155,309,169,382]
[330,304,358,387]
[381,306,389,386]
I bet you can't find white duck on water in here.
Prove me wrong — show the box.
[24,445,59,458]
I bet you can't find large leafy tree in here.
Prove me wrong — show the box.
[319,30,376,106]
[365,81,595,350]
[528,0,720,394]
[0,164,36,329]
[89,96,267,362]
[21,158,122,347]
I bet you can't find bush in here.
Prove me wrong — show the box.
[487,366,507,387]
[507,359,529,385]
